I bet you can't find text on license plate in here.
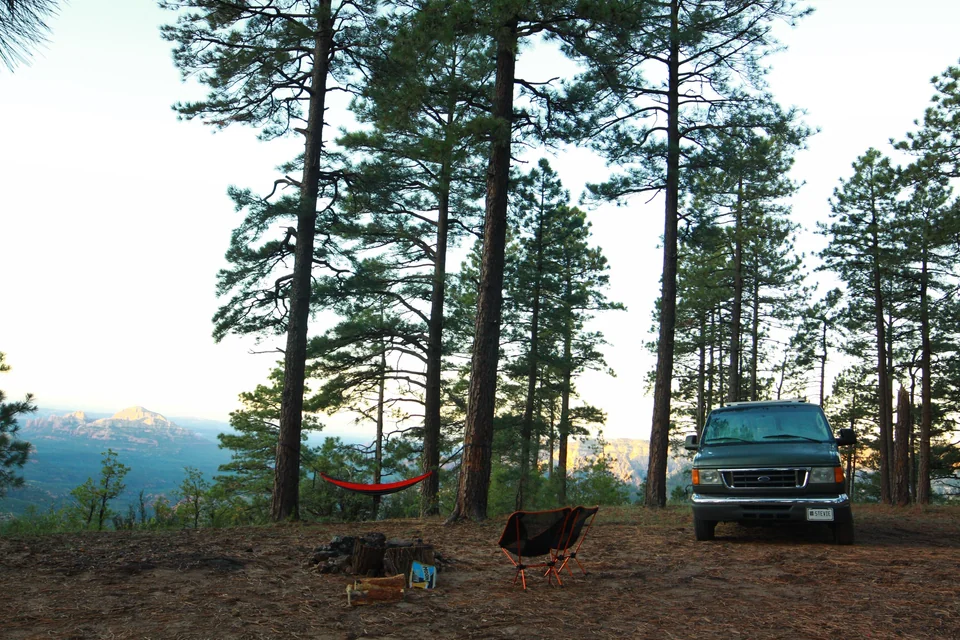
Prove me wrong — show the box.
[806,508,834,521]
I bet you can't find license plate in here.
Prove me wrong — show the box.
[807,508,834,521]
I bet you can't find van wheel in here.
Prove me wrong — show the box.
[832,520,855,545]
[694,516,717,541]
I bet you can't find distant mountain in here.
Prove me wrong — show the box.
[167,415,234,443]
[563,437,690,487]
[23,406,213,448]
[5,407,234,517]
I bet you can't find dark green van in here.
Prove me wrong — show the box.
[685,399,856,545]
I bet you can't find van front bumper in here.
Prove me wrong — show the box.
[691,494,852,523]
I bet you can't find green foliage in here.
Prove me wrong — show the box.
[68,449,130,531]
[669,483,691,505]
[897,62,960,179]
[0,0,59,70]
[175,467,210,529]
[150,496,179,529]
[565,442,632,508]
[214,365,323,515]
[0,352,35,497]
[0,504,74,536]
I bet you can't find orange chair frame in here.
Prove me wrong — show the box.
[553,505,599,577]
[498,507,573,589]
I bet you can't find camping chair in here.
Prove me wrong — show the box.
[553,505,599,577]
[498,507,572,589]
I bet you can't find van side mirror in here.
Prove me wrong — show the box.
[684,434,699,451]
[835,428,856,446]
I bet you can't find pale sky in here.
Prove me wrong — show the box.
[1,1,958,440]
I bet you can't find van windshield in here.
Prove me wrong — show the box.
[701,404,832,445]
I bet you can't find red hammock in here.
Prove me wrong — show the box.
[319,470,433,496]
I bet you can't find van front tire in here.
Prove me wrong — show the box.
[694,516,717,541]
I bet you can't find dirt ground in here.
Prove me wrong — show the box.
[1,505,958,639]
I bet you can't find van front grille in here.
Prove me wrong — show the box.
[722,468,808,489]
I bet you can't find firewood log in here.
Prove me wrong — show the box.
[346,583,404,606]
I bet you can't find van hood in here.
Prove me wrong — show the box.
[695,442,841,468]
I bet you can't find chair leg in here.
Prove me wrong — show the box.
[515,567,528,589]
[570,552,586,575]
[543,560,563,587]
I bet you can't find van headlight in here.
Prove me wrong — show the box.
[693,469,722,485]
[810,467,844,483]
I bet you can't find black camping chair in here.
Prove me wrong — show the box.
[497,507,573,589]
[553,505,599,577]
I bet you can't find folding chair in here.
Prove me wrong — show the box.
[498,507,572,589]
[553,505,599,577]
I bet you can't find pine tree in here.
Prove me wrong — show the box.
[337,2,491,515]
[448,0,625,522]
[69,449,130,531]
[547,207,621,504]
[0,351,34,497]
[894,166,960,503]
[0,0,59,69]
[162,0,378,521]
[897,61,960,179]
[176,467,211,529]
[819,149,902,504]
[215,365,324,518]
[581,0,809,507]
[504,159,569,509]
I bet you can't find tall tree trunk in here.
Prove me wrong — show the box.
[707,307,715,416]
[717,335,725,405]
[696,314,706,434]
[750,276,760,401]
[848,392,857,496]
[645,0,680,509]
[374,341,386,519]
[727,180,744,402]
[557,322,573,505]
[547,393,556,480]
[273,5,333,522]
[448,16,517,522]
[886,313,895,495]
[909,370,917,501]
[819,319,828,405]
[918,248,932,504]
[421,55,461,517]
[893,386,911,506]
[870,222,892,505]
[517,199,546,510]
[421,166,452,517]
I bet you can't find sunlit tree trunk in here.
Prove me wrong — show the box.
[273,7,333,521]
[449,16,517,522]
[645,0,680,509]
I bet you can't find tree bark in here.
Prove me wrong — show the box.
[517,187,546,510]
[819,318,827,405]
[750,275,760,401]
[893,386,911,506]
[383,545,435,582]
[707,307,715,417]
[421,170,450,517]
[273,4,333,522]
[918,246,932,503]
[869,210,893,506]
[448,16,517,523]
[727,180,743,402]
[421,60,460,517]
[696,314,706,434]
[374,341,386,519]
[645,0,680,509]
[558,329,573,505]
